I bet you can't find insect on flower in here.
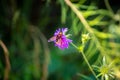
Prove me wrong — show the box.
[48,28,72,50]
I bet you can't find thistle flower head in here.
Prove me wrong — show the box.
[48,28,72,50]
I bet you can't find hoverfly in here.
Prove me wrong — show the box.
[48,32,63,45]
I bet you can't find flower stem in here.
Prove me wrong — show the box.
[71,42,98,80]
[81,51,98,80]
[70,42,78,49]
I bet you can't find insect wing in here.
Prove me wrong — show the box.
[48,36,56,42]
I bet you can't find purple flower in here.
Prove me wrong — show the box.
[48,28,72,50]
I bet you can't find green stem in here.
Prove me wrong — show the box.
[104,0,114,15]
[81,51,98,80]
[71,42,98,80]
[70,42,78,49]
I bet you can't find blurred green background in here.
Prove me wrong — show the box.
[0,0,120,80]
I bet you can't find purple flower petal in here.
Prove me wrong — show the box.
[62,28,68,35]
[54,28,60,36]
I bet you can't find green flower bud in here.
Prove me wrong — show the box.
[82,33,90,44]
